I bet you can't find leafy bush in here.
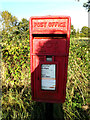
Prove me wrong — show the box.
[63,38,89,120]
[1,11,89,120]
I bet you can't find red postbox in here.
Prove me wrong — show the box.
[29,16,71,103]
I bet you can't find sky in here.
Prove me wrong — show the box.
[0,0,89,31]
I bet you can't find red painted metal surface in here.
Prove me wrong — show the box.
[29,16,71,103]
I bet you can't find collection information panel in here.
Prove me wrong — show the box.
[41,64,56,90]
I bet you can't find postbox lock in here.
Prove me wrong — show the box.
[46,56,52,61]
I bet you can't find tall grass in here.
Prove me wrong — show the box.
[1,38,89,120]
[63,38,89,120]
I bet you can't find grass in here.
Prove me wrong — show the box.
[1,38,90,120]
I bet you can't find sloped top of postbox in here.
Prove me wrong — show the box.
[30,16,71,34]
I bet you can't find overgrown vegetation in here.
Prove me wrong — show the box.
[64,38,89,120]
[1,11,90,120]
[71,25,90,38]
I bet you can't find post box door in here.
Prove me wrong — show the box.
[32,37,67,102]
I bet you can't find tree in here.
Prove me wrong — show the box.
[88,27,90,37]
[75,0,90,12]
[83,0,90,12]
[71,25,76,38]
[1,11,29,83]
[1,11,30,119]
[76,29,80,38]
[1,11,18,32]
[80,33,85,38]
[80,26,88,37]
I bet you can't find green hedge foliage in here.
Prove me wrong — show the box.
[1,11,90,120]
